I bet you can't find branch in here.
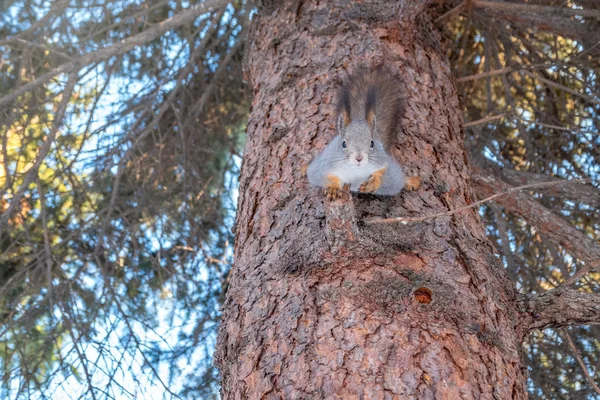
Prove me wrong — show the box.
[0,0,70,46]
[475,1,600,19]
[495,168,600,208]
[435,0,469,24]
[520,70,600,106]
[0,74,77,231]
[519,288,600,332]
[473,174,600,283]
[0,0,229,108]
[563,330,600,396]
[365,178,588,225]
[463,113,505,128]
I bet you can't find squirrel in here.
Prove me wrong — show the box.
[307,66,418,200]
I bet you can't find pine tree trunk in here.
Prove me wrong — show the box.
[216,1,528,398]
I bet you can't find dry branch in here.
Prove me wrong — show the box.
[0,0,229,108]
[464,113,505,128]
[495,168,600,208]
[473,174,600,284]
[475,0,600,19]
[0,74,77,230]
[365,178,587,225]
[563,329,600,395]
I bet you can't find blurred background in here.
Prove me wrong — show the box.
[0,0,598,398]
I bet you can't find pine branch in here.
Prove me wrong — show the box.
[365,178,588,225]
[0,74,77,231]
[0,0,229,108]
[562,329,600,396]
[475,1,600,19]
[520,289,600,332]
[473,175,600,284]
[463,113,505,128]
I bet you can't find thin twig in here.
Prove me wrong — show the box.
[36,176,54,318]
[464,113,505,128]
[563,329,600,395]
[457,67,513,83]
[435,0,469,24]
[0,0,229,108]
[475,0,600,19]
[521,70,600,105]
[365,178,589,225]
[0,0,70,46]
[0,74,77,231]
[566,260,600,286]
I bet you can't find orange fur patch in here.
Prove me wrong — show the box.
[404,176,421,191]
[359,167,386,193]
[325,174,343,201]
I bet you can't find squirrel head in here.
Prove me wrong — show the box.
[336,84,378,167]
[337,113,376,167]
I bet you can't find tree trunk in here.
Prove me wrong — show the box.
[216,1,528,398]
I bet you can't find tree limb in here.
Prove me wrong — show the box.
[365,178,587,225]
[562,329,600,395]
[475,163,600,208]
[519,288,600,332]
[475,0,600,19]
[0,0,70,46]
[464,113,505,128]
[521,70,600,106]
[0,74,77,231]
[472,175,600,281]
[0,0,229,108]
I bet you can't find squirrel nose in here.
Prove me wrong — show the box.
[355,155,363,162]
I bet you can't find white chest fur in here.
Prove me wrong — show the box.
[331,162,380,191]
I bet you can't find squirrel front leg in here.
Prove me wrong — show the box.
[324,175,351,201]
[359,167,387,193]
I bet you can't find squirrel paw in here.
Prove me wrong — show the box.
[324,175,347,201]
[404,176,421,191]
[324,186,343,201]
[359,167,387,193]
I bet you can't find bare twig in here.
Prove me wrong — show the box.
[475,0,600,19]
[0,0,70,46]
[435,0,469,24]
[0,0,229,108]
[566,260,600,286]
[36,176,54,317]
[563,329,600,395]
[366,178,588,225]
[464,113,505,128]
[0,74,77,231]
[521,70,600,105]
[457,67,513,83]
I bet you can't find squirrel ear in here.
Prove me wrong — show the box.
[367,111,376,135]
[365,85,377,136]
[337,112,350,134]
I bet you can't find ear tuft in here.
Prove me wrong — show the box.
[337,112,350,133]
[337,79,352,132]
[365,85,376,130]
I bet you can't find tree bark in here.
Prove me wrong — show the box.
[216,1,528,398]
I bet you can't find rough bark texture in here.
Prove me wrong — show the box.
[216,1,528,398]
[519,289,600,331]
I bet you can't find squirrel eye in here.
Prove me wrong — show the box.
[342,141,347,149]
[370,140,374,148]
